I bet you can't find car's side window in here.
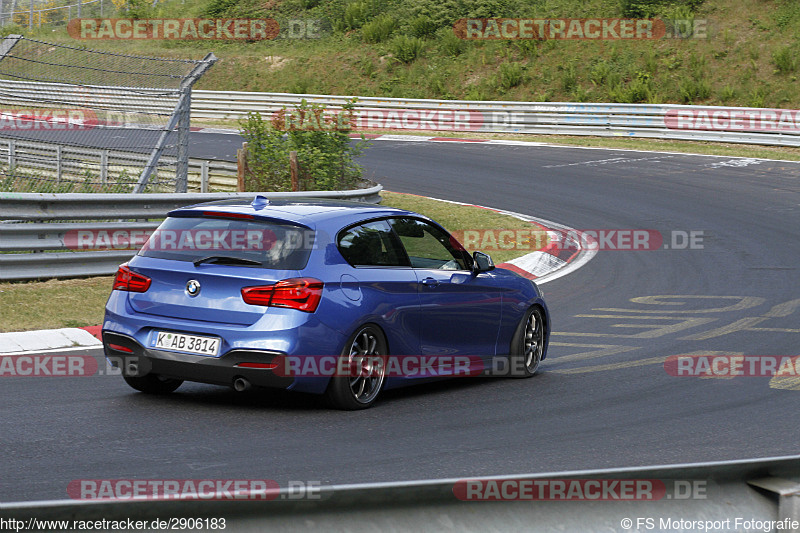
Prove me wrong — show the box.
[338,220,409,267]
[389,218,469,270]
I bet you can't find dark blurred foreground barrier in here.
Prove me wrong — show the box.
[0,186,382,281]
[0,455,798,532]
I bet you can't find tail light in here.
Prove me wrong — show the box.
[241,278,323,312]
[113,264,151,292]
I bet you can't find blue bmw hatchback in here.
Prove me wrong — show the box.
[103,197,550,409]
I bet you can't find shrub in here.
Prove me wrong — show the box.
[360,57,377,77]
[344,1,371,30]
[749,87,767,108]
[620,0,663,17]
[390,35,424,63]
[590,61,612,86]
[773,46,798,73]
[238,99,369,192]
[362,14,396,43]
[572,85,590,102]
[439,31,465,57]
[775,1,800,29]
[609,72,653,103]
[498,61,524,90]
[203,0,239,17]
[465,86,488,101]
[620,0,703,17]
[409,15,438,38]
[560,64,577,93]
[718,85,736,102]
[678,77,711,103]
[514,39,539,58]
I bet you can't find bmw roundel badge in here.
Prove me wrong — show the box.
[186,279,201,296]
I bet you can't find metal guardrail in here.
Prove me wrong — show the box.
[0,185,383,280]
[0,250,135,279]
[3,80,798,147]
[0,455,797,532]
[0,138,239,192]
[190,90,800,147]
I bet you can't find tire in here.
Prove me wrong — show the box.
[325,325,387,410]
[123,374,183,394]
[508,306,545,378]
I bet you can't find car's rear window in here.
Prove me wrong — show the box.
[138,215,313,270]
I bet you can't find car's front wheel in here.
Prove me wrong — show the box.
[509,306,545,378]
[123,374,183,394]
[325,325,387,410]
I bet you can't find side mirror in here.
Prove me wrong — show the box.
[472,251,495,273]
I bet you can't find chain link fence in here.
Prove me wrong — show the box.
[0,34,216,193]
[0,0,107,29]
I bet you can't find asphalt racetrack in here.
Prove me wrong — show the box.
[2,137,799,502]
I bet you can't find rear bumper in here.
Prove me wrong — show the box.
[103,290,348,394]
[103,331,295,390]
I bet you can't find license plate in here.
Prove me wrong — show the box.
[152,331,220,356]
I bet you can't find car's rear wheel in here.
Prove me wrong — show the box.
[325,325,387,410]
[123,374,183,394]
[509,306,545,378]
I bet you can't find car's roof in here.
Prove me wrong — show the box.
[169,196,423,228]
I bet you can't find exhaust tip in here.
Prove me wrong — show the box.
[233,377,251,392]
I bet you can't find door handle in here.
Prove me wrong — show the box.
[420,277,439,287]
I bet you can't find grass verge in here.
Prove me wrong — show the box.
[0,191,545,332]
[0,277,114,333]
